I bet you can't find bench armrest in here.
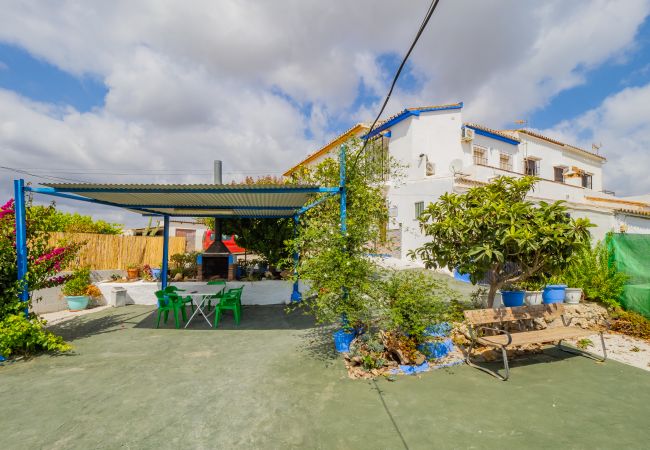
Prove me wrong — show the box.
[471,326,512,346]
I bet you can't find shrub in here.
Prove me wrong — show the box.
[610,309,650,341]
[378,270,461,344]
[170,252,199,278]
[61,267,91,297]
[0,314,71,358]
[563,241,627,308]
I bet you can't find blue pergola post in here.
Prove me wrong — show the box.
[291,214,302,302]
[161,215,170,290]
[14,179,29,317]
[339,145,347,235]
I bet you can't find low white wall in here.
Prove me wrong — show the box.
[97,280,307,306]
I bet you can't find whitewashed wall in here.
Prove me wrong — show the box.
[519,136,604,192]
[387,177,454,259]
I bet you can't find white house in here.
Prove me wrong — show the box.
[285,102,650,259]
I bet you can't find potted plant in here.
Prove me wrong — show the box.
[519,278,545,306]
[500,282,525,307]
[126,263,140,280]
[61,267,92,311]
[543,276,567,304]
[564,287,583,304]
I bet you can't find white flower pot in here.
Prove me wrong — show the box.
[524,291,543,305]
[564,288,583,304]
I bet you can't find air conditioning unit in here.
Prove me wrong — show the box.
[461,127,474,142]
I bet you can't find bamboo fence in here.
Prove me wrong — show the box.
[48,232,186,270]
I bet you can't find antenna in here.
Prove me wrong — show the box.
[514,119,528,129]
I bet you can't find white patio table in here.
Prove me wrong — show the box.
[183,288,224,328]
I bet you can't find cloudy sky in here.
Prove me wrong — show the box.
[1,0,650,227]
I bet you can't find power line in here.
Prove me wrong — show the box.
[349,0,441,174]
[0,165,90,183]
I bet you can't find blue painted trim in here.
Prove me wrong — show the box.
[364,103,463,139]
[465,125,519,145]
[41,186,339,194]
[161,216,170,290]
[14,179,29,316]
[340,145,347,234]
[384,131,392,138]
[109,205,300,211]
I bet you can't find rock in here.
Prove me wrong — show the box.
[413,352,426,366]
[173,273,183,281]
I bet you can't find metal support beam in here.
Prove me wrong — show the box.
[290,214,302,302]
[14,179,29,317]
[24,187,164,216]
[161,215,170,290]
[297,191,339,216]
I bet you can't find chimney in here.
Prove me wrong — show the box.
[213,160,222,242]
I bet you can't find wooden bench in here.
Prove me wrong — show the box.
[464,304,607,381]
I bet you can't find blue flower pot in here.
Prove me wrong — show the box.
[333,329,356,353]
[418,338,454,360]
[501,290,525,307]
[543,285,566,304]
[65,295,89,311]
[453,268,471,283]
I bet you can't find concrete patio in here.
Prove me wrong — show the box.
[1,305,648,449]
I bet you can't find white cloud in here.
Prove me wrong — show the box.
[542,82,650,196]
[0,0,649,225]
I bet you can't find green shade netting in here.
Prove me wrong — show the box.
[608,233,650,318]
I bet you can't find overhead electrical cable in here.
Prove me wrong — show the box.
[349,0,441,174]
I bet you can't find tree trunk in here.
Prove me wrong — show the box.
[487,283,499,308]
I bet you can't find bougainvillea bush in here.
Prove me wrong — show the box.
[0,197,81,358]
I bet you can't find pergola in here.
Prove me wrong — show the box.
[13,147,347,308]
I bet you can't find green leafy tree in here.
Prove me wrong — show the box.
[409,176,592,307]
[287,137,398,326]
[225,218,293,268]
[33,206,122,234]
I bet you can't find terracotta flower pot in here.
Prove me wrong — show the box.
[127,268,140,280]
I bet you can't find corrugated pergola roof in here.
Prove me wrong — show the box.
[39,182,338,218]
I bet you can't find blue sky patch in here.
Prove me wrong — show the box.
[529,17,650,129]
[0,43,107,112]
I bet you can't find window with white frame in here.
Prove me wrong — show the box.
[472,146,488,166]
[499,153,512,171]
[524,158,540,176]
[582,173,593,189]
[554,166,566,183]
[414,201,424,219]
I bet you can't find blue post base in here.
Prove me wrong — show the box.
[291,282,302,302]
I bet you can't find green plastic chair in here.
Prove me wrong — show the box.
[164,285,194,312]
[213,287,243,328]
[154,290,187,329]
[164,285,184,292]
[206,280,226,310]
